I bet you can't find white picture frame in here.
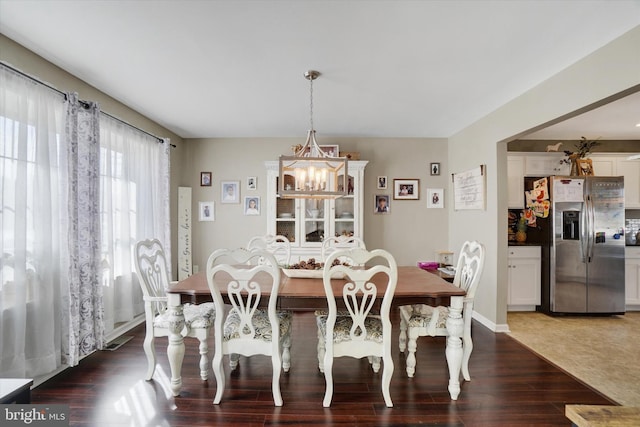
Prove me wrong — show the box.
[244,196,260,215]
[377,176,387,189]
[199,201,215,221]
[247,176,257,190]
[427,188,444,209]
[221,180,240,204]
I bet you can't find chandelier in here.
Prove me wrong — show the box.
[279,70,347,199]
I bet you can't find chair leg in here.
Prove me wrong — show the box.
[381,353,394,407]
[229,353,240,371]
[399,313,407,353]
[322,352,334,407]
[461,325,473,382]
[198,335,209,381]
[143,331,156,381]
[371,356,381,373]
[317,328,325,373]
[282,334,291,373]
[405,334,418,378]
[212,347,225,404]
[271,346,283,406]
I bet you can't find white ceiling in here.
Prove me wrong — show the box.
[1,0,639,140]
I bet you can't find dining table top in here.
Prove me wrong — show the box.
[168,265,465,310]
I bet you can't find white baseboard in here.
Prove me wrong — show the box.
[472,310,510,333]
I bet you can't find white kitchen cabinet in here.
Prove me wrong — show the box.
[589,156,615,176]
[507,155,525,209]
[616,158,640,208]
[265,160,368,262]
[507,246,541,311]
[524,154,570,176]
[625,247,640,310]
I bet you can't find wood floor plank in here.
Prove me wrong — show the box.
[31,311,613,426]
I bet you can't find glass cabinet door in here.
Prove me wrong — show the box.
[334,173,355,237]
[302,198,327,244]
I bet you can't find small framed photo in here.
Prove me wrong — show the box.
[244,196,260,215]
[427,188,444,208]
[200,172,212,186]
[374,194,390,214]
[430,162,440,176]
[199,201,214,221]
[377,176,388,190]
[393,179,420,200]
[247,176,257,190]
[221,180,240,204]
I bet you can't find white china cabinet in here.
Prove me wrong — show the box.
[265,160,368,263]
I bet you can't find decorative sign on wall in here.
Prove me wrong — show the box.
[452,165,486,210]
[178,187,192,280]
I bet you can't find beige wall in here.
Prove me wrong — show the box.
[449,25,640,331]
[182,137,449,271]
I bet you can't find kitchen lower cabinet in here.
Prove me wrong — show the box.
[508,246,541,311]
[626,247,640,310]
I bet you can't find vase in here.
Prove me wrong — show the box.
[569,158,580,176]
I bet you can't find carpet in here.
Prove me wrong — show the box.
[507,311,640,407]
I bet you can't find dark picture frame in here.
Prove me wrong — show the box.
[430,162,440,176]
[200,171,212,186]
[393,179,420,200]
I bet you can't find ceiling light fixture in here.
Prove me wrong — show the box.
[278,70,347,199]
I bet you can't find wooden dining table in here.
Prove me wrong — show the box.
[166,266,466,400]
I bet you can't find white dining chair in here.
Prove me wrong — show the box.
[134,238,215,381]
[398,240,485,380]
[246,234,291,266]
[315,247,397,407]
[206,247,292,406]
[321,235,366,264]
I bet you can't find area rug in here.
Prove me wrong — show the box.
[507,311,640,407]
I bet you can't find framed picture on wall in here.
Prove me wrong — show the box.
[430,162,440,176]
[244,196,260,215]
[199,201,214,221]
[221,180,240,204]
[374,194,390,214]
[427,188,444,208]
[200,172,212,186]
[393,179,419,200]
[377,176,387,189]
[247,176,257,190]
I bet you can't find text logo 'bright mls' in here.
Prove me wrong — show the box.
[1,405,68,426]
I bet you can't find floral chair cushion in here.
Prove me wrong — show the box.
[406,305,449,335]
[223,309,292,342]
[316,314,383,344]
[154,302,216,329]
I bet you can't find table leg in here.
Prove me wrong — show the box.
[167,293,185,397]
[445,295,464,400]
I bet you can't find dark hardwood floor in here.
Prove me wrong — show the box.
[32,311,613,426]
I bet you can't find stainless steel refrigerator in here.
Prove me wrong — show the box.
[550,176,625,314]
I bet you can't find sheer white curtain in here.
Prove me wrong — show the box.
[99,115,170,334]
[0,65,67,377]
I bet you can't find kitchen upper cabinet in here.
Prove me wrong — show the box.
[265,160,368,263]
[626,247,640,309]
[524,154,570,176]
[616,158,640,208]
[589,154,640,208]
[507,155,525,209]
[507,246,541,311]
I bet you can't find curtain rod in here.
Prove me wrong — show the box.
[1,62,174,147]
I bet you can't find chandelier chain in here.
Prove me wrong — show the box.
[309,77,314,131]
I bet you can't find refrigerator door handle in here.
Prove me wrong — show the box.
[586,195,595,263]
[579,202,587,263]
